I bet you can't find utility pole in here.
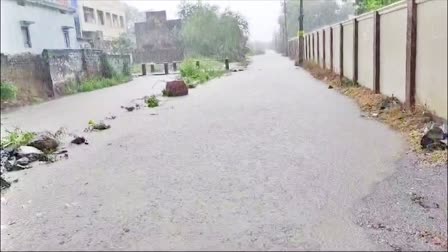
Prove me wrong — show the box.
[283,0,289,56]
[297,0,304,66]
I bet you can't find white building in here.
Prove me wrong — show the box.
[76,0,127,41]
[0,0,79,55]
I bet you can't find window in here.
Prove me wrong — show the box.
[63,28,70,48]
[97,10,104,25]
[112,14,118,27]
[83,7,95,23]
[106,12,112,26]
[21,26,31,48]
[119,16,124,28]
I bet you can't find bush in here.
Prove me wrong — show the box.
[1,82,18,101]
[1,129,36,149]
[180,58,225,85]
[146,95,159,108]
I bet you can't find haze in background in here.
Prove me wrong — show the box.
[123,0,281,42]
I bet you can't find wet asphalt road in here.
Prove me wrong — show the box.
[1,52,407,250]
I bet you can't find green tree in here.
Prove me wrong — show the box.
[178,1,249,61]
[111,33,135,55]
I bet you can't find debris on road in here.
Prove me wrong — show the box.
[28,135,59,153]
[121,106,135,112]
[328,85,333,89]
[164,80,188,97]
[17,146,45,162]
[420,122,447,151]
[379,96,400,111]
[4,157,31,171]
[105,115,117,120]
[410,192,440,209]
[85,120,111,132]
[1,177,11,190]
[71,136,88,145]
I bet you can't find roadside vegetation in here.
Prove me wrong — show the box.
[303,62,447,166]
[146,95,159,108]
[0,82,18,102]
[0,129,35,149]
[77,75,132,93]
[180,58,225,87]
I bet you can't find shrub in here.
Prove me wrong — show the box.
[180,58,225,85]
[1,82,18,101]
[101,56,115,78]
[1,129,36,149]
[146,95,159,108]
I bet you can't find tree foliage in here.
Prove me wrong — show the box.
[178,1,249,61]
[273,0,354,54]
[110,33,135,55]
[355,0,401,14]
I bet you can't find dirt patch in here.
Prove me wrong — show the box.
[303,62,447,166]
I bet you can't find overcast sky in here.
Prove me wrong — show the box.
[124,0,282,42]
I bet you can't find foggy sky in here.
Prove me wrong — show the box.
[124,0,282,42]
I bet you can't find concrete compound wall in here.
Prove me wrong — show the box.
[42,49,85,95]
[357,15,374,90]
[325,27,331,69]
[304,0,447,119]
[319,30,324,68]
[43,49,131,95]
[342,22,354,80]
[1,49,131,100]
[333,25,341,74]
[415,0,448,118]
[380,6,407,102]
[1,53,53,101]
[105,54,131,76]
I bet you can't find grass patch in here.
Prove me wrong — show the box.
[77,75,131,93]
[180,58,225,86]
[1,82,18,101]
[1,129,36,149]
[303,61,447,166]
[146,95,159,108]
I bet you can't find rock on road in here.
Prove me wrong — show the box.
[1,52,405,251]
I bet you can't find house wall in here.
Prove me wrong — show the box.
[0,0,79,55]
[77,0,126,40]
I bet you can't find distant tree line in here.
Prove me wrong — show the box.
[272,0,400,54]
